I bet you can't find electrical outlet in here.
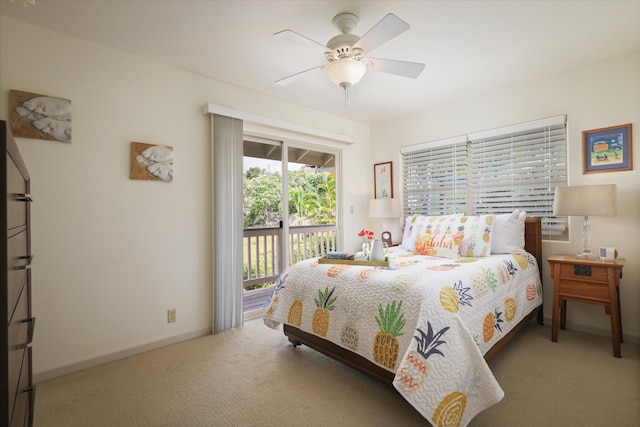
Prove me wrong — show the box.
[167,308,177,323]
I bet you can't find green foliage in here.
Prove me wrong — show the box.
[243,164,337,290]
[244,166,263,180]
[243,165,336,228]
[243,170,282,227]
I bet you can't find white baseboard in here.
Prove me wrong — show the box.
[34,316,637,384]
[34,327,212,383]
[244,307,265,321]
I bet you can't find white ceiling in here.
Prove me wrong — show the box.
[2,0,639,125]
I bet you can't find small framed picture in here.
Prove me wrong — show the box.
[374,161,393,199]
[130,142,174,182]
[583,123,632,174]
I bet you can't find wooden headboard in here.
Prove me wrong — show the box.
[524,217,543,276]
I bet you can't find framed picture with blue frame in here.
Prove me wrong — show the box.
[583,123,633,174]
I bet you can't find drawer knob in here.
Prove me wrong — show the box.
[574,265,592,276]
[11,193,33,202]
[14,317,36,350]
[13,254,34,270]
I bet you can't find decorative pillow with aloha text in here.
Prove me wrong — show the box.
[414,215,465,258]
[402,214,464,252]
[413,214,494,258]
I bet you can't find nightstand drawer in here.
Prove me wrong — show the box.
[558,263,608,282]
[558,279,610,301]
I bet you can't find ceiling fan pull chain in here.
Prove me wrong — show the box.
[340,82,350,108]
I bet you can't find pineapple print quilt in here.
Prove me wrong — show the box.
[264,248,543,427]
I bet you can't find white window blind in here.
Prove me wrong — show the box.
[401,136,468,216]
[469,116,567,240]
[401,116,568,240]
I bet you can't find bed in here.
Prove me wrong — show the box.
[264,214,543,427]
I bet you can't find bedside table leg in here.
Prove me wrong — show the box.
[611,303,621,358]
[617,287,623,344]
[560,299,567,330]
[609,284,622,358]
[552,294,559,342]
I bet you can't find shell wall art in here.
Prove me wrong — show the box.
[130,142,174,182]
[9,89,72,142]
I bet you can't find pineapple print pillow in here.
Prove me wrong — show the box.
[401,214,463,252]
[412,214,495,258]
[414,215,465,258]
[457,215,494,257]
[400,214,424,251]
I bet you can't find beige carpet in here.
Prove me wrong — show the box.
[35,318,639,427]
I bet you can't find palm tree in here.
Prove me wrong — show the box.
[289,187,321,225]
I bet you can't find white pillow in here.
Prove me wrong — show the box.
[491,210,526,254]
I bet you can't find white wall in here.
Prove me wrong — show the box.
[372,50,640,343]
[0,17,372,378]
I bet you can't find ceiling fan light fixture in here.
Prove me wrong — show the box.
[325,59,367,88]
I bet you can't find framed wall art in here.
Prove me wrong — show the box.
[583,123,632,174]
[374,161,393,198]
[130,142,174,182]
[9,89,72,143]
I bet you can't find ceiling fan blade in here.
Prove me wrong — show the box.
[274,30,330,55]
[368,58,425,79]
[352,13,409,54]
[275,65,325,86]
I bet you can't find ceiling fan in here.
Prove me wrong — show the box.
[274,12,425,96]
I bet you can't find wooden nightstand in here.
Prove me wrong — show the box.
[547,255,625,357]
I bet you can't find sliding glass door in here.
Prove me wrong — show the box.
[242,138,338,314]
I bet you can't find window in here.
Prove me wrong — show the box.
[401,135,468,216]
[401,116,567,240]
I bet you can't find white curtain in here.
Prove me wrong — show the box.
[211,114,244,333]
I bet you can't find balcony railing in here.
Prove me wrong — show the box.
[243,224,337,312]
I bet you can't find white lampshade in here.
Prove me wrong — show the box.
[553,184,617,259]
[553,184,618,217]
[369,198,402,218]
[326,59,367,88]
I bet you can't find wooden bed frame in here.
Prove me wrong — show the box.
[283,217,544,385]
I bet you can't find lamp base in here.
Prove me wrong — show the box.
[576,250,596,259]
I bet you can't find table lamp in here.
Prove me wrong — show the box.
[553,184,617,258]
[369,198,401,244]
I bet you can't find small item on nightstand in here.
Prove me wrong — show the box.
[599,246,616,261]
